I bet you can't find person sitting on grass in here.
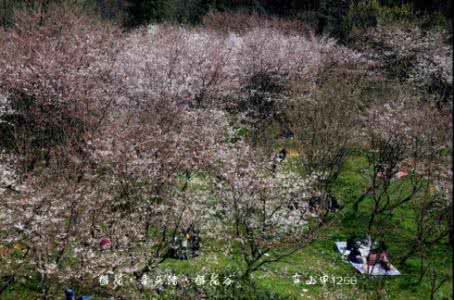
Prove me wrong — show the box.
[346,237,364,264]
[348,246,364,264]
[367,240,391,271]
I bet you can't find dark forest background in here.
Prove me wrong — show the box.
[1,0,452,35]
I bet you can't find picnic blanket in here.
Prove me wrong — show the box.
[335,241,401,276]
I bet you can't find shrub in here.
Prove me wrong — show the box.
[0,2,121,170]
[346,0,380,30]
[377,3,414,24]
[318,0,351,39]
[202,11,305,34]
[287,69,366,214]
[0,0,49,27]
[125,0,176,26]
[420,11,450,30]
[117,21,361,107]
[123,0,211,26]
[173,0,210,24]
[349,24,452,103]
[297,10,320,32]
[0,91,86,171]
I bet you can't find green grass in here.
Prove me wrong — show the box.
[139,154,451,299]
[1,155,452,299]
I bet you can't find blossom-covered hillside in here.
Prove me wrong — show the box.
[0,2,452,300]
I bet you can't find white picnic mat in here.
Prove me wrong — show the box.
[335,241,401,276]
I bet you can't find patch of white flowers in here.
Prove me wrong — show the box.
[117,25,363,104]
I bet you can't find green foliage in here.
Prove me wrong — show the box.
[5,0,447,30]
[420,11,450,30]
[318,0,352,39]
[204,281,297,300]
[0,0,102,27]
[346,0,380,30]
[124,0,211,26]
[316,0,380,40]
[377,3,414,24]
[125,0,176,26]
[0,0,45,27]
[0,0,15,27]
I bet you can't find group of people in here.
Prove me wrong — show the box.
[168,224,201,260]
[346,236,391,271]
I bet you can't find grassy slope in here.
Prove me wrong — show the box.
[1,155,452,300]
[144,155,452,300]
